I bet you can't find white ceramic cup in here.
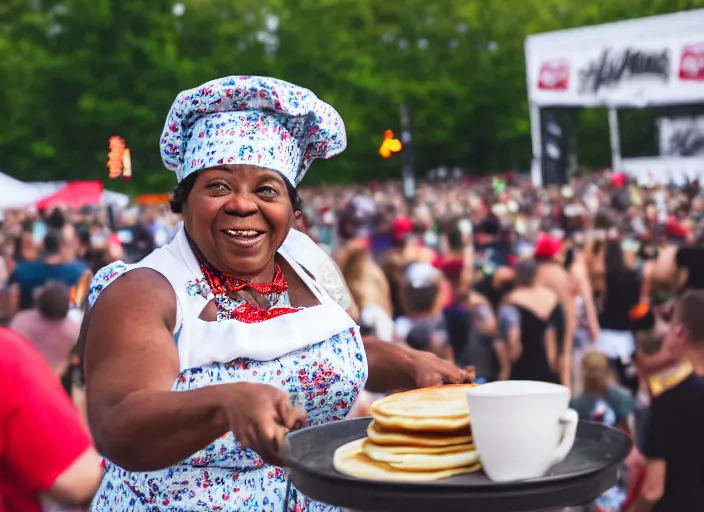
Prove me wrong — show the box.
[465,380,579,482]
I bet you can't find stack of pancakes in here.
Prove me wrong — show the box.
[334,384,481,482]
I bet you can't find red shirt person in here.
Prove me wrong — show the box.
[0,327,101,511]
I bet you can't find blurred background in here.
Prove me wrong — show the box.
[1,0,703,192]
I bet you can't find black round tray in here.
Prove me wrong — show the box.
[283,418,631,512]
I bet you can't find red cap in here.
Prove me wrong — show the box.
[611,172,626,188]
[392,217,413,241]
[665,219,688,239]
[534,232,561,260]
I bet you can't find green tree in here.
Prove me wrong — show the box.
[2,0,704,192]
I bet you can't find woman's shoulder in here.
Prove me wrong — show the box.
[88,261,175,308]
[535,284,558,301]
[88,261,132,307]
[507,286,558,316]
[509,285,556,303]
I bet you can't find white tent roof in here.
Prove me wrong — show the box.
[102,189,130,208]
[0,172,131,210]
[0,172,52,210]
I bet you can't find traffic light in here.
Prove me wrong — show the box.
[379,130,402,158]
[107,136,132,181]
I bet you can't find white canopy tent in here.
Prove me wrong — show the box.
[525,9,704,186]
[101,189,131,208]
[0,172,53,209]
[0,171,131,210]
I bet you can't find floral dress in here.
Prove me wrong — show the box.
[88,228,367,511]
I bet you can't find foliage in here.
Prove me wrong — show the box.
[1,0,703,192]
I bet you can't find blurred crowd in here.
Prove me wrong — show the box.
[2,168,704,511]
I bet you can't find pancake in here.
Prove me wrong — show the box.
[366,421,473,447]
[372,410,470,432]
[362,440,475,456]
[370,385,474,432]
[334,439,481,482]
[362,440,479,471]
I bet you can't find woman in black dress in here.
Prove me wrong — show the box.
[499,259,563,383]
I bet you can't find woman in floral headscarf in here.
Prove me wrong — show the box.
[81,76,473,511]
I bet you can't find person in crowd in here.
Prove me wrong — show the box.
[565,237,601,394]
[378,216,416,319]
[452,290,505,382]
[533,232,577,388]
[499,259,563,383]
[0,326,102,511]
[472,265,515,312]
[81,76,474,511]
[594,239,645,392]
[570,349,634,431]
[0,231,10,287]
[333,196,376,268]
[9,281,80,375]
[335,197,394,333]
[58,224,80,263]
[340,245,394,341]
[651,234,704,293]
[395,262,452,360]
[15,221,40,263]
[437,219,474,299]
[626,291,704,512]
[76,229,93,266]
[438,224,473,359]
[8,230,87,312]
[571,349,633,511]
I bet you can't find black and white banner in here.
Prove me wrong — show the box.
[525,10,704,108]
[659,117,704,157]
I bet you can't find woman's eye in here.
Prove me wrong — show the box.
[258,186,279,197]
[208,183,229,194]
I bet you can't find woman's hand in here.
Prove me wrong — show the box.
[221,382,307,466]
[364,337,474,392]
[410,349,475,388]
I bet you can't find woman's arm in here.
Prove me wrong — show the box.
[476,305,497,337]
[639,261,653,305]
[468,293,496,337]
[572,260,600,342]
[363,337,472,392]
[498,304,522,362]
[544,326,559,372]
[556,286,576,387]
[493,340,511,380]
[650,245,686,292]
[85,269,231,471]
[506,325,522,362]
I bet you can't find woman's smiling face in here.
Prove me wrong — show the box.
[183,165,294,281]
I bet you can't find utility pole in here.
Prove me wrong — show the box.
[400,103,416,204]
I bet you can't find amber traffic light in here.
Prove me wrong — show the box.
[379,130,403,158]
